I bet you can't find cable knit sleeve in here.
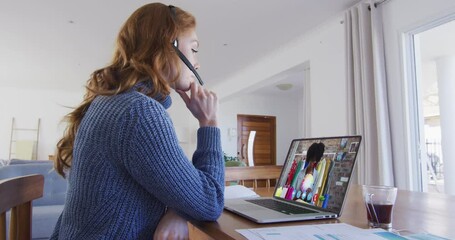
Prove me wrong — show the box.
[120,97,224,221]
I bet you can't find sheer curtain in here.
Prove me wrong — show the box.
[345,1,395,186]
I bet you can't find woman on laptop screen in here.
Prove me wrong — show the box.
[299,142,325,203]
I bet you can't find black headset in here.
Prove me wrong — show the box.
[169,5,204,86]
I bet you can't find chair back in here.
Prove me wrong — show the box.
[0,163,67,207]
[225,165,282,189]
[0,174,44,240]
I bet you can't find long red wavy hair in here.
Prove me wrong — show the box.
[54,3,196,177]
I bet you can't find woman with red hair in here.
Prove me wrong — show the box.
[51,3,223,239]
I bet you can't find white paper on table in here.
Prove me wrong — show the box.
[236,223,406,240]
[224,185,260,199]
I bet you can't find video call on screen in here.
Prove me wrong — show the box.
[275,136,361,213]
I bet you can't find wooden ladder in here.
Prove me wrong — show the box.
[8,118,41,160]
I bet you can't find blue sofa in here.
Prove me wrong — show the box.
[0,160,67,239]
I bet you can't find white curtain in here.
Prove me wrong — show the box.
[345,1,395,186]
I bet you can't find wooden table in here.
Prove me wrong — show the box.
[188,185,455,239]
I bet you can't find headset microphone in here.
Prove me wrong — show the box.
[172,40,204,86]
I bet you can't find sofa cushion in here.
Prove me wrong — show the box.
[9,159,54,165]
[32,205,65,239]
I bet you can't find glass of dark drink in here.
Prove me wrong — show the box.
[361,185,397,230]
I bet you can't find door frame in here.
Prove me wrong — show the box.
[402,12,455,191]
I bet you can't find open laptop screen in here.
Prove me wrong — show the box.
[275,136,362,214]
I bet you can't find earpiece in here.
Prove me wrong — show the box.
[172,39,204,86]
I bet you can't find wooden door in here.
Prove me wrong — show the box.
[237,114,276,166]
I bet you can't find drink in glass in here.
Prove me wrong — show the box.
[362,185,397,230]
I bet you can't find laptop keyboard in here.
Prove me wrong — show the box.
[246,199,317,215]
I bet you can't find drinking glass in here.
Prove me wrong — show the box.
[362,185,397,230]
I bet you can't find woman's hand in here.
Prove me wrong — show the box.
[153,209,189,240]
[176,82,218,127]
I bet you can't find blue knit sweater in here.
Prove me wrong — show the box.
[50,85,224,239]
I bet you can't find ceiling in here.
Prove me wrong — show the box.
[420,20,455,63]
[0,0,362,97]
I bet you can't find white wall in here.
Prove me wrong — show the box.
[308,21,347,137]
[0,87,199,161]
[0,87,83,160]
[219,93,300,165]
[166,91,199,158]
[214,14,348,138]
[0,87,298,164]
[0,76,188,162]
[0,85,298,163]
[381,0,455,190]
[0,84,300,164]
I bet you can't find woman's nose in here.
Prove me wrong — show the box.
[194,61,200,70]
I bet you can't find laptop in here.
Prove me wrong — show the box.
[224,135,362,223]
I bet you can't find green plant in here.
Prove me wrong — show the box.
[223,152,240,162]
